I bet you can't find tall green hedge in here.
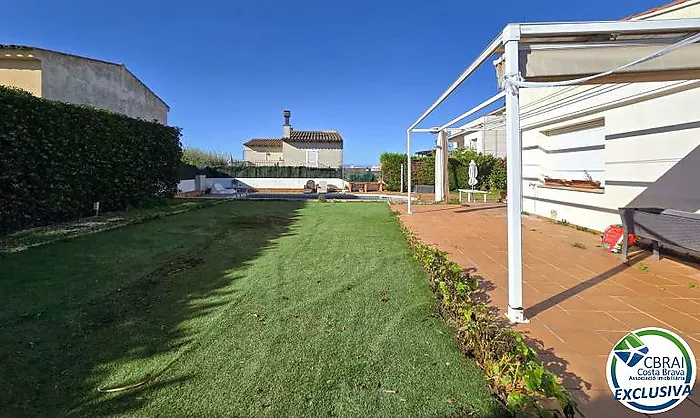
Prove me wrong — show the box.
[0,86,182,234]
[379,149,507,192]
[176,164,343,180]
[379,153,406,191]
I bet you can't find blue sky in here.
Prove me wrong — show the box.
[2,0,663,165]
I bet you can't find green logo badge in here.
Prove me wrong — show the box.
[606,327,696,414]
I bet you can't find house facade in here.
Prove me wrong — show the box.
[448,108,506,158]
[518,0,700,232]
[0,45,168,124]
[243,110,344,168]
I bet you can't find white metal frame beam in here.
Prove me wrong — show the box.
[407,34,504,131]
[438,91,505,131]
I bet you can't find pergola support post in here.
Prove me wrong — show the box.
[503,24,528,324]
[406,129,412,214]
[435,130,449,202]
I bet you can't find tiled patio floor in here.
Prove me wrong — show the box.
[393,203,700,417]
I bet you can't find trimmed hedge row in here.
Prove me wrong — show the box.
[379,153,405,191]
[0,86,182,234]
[177,164,343,180]
[380,150,507,192]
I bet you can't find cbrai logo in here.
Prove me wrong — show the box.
[606,327,696,414]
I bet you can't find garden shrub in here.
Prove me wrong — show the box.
[379,153,406,191]
[0,86,182,233]
[380,150,505,192]
[489,158,507,191]
[413,157,435,186]
[401,224,576,417]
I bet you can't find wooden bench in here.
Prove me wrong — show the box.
[348,181,382,193]
[618,207,700,261]
[458,189,488,203]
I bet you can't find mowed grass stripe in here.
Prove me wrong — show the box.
[1,201,505,417]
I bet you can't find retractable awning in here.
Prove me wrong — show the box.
[494,39,700,83]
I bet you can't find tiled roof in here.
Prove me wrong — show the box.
[289,130,343,143]
[622,0,692,20]
[244,130,343,148]
[244,138,284,147]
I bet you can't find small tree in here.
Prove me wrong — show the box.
[488,158,507,191]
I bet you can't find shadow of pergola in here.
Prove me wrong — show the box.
[525,250,651,319]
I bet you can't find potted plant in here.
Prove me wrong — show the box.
[570,179,601,189]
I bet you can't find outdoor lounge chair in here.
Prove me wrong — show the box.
[210,182,236,195]
[618,207,700,261]
[303,180,317,194]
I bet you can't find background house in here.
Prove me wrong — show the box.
[517,0,700,232]
[448,108,506,158]
[243,110,343,168]
[0,45,169,124]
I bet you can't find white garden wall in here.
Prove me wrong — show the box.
[178,177,347,193]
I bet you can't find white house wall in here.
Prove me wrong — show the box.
[178,177,347,192]
[483,128,506,158]
[282,142,343,168]
[520,81,700,231]
[630,0,700,20]
[451,114,506,158]
[243,146,284,163]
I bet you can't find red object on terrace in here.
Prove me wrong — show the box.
[602,224,636,253]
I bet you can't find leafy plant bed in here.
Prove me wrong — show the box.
[400,224,576,417]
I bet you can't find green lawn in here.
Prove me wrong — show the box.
[0,201,504,417]
[0,198,218,253]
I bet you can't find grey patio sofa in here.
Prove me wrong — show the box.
[618,207,700,262]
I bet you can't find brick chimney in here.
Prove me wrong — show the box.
[283,109,292,138]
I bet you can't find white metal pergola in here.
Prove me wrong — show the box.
[406,19,700,323]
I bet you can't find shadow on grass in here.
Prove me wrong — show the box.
[0,200,305,417]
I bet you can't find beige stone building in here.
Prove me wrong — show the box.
[243,110,344,168]
[0,44,168,124]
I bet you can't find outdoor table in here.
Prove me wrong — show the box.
[458,189,488,203]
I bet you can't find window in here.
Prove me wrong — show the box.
[306,150,319,168]
[540,118,605,189]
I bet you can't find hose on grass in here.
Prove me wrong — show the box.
[96,351,183,393]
